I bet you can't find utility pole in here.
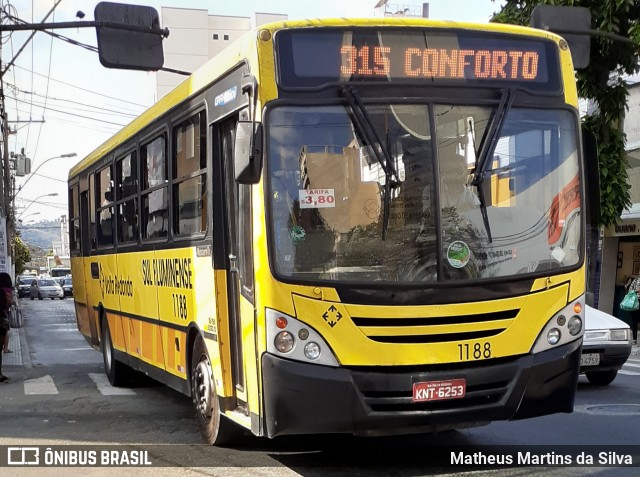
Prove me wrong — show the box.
[0,7,10,276]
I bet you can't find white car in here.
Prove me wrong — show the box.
[581,305,632,385]
[30,278,65,300]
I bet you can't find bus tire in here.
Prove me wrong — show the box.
[191,335,242,446]
[585,370,617,386]
[101,316,129,387]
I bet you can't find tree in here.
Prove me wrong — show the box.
[492,0,640,226]
[13,236,31,275]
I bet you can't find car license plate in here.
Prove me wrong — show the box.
[413,378,466,402]
[580,353,600,366]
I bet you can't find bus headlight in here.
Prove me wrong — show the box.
[567,316,582,336]
[304,342,321,360]
[266,308,339,367]
[547,328,561,345]
[275,331,294,353]
[531,297,584,353]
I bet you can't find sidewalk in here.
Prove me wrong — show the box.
[2,325,30,368]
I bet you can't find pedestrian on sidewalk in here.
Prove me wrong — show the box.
[624,276,640,344]
[0,273,13,354]
[0,274,11,382]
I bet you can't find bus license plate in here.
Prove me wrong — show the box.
[580,353,600,366]
[413,378,466,402]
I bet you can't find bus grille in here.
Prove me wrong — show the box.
[351,358,521,413]
[351,309,518,344]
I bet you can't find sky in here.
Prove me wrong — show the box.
[2,0,504,222]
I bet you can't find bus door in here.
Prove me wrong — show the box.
[219,118,256,410]
[79,189,99,346]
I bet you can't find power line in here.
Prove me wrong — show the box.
[11,64,148,108]
[11,96,127,126]
[10,87,138,118]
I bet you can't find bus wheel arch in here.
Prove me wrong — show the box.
[99,306,130,387]
[190,332,242,446]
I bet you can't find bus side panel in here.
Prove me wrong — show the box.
[116,250,166,370]
[154,247,194,377]
[211,270,234,399]
[94,254,124,352]
[71,257,92,343]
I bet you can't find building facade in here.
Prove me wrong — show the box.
[156,8,288,99]
[600,81,640,329]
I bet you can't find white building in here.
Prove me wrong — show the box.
[156,8,288,99]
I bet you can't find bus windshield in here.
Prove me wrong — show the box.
[267,103,580,283]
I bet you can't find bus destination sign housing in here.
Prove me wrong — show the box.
[275,28,561,92]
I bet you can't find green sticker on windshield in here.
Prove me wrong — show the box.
[290,225,306,243]
[447,241,470,268]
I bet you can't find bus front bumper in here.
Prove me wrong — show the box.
[261,338,581,438]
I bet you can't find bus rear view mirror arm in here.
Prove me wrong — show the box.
[234,121,263,184]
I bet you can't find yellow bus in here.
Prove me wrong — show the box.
[69,17,593,445]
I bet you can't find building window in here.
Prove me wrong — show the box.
[224,34,229,40]
[213,33,218,40]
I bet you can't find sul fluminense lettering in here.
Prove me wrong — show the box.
[340,46,540,80]
[142,257,193,289]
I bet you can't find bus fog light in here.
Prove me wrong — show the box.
[304,342,321,360]
[556,315,566,326]
[568,316,582,336]
[298,328,310,340]
[547,328,561,345]
[275,331,294,353]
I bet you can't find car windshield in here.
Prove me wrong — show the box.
[64,278,72,285]
[267,104,581,284]
[39,280,57,287]
[19,277,33,285]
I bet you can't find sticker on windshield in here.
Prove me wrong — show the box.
[299,189,336,209]
[290,225,306,243]
[447,241,471,268]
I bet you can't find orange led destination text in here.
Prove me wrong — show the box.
[340,46,540,81]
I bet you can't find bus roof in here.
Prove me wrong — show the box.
[68,17,562,180]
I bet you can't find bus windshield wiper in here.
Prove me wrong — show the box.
[469,88,515,243]
[341,86,400,240]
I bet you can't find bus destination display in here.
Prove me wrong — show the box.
[341,46,540,81]
[276,28,559,91]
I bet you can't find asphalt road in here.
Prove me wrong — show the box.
[0,298,639,476]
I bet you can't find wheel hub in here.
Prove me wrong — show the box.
[194,359,213,418]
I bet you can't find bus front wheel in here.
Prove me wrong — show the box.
[191,335,242,446]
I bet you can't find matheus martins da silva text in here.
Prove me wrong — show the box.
[451,451,634,466]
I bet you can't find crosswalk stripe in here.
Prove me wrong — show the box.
[88,373,136,395]
[623,362,640,368]
[619,369,640,376]
[24,375,59,395]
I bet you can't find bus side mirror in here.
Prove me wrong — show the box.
[234,121,263,184]
[531,5,591,69]
[94,1,165,71]
[582,126,600,226]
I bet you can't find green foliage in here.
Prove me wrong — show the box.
[12,236,31,275]
[492,0,640,226]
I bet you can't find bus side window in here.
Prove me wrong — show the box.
[116,151,139,243]
[97,164,115,246]
[172,111,207,237]
[141,134,169,240]
[89,172,96,250]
